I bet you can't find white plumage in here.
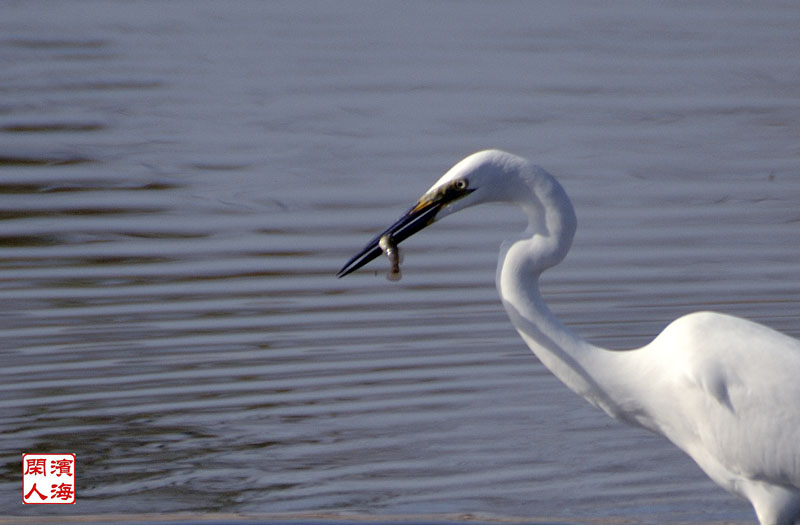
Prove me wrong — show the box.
[339,150,800,524]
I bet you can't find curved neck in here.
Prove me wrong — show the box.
[499,248,640,421]
[496,173,644,423]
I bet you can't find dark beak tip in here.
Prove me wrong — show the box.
[337,198,442,278]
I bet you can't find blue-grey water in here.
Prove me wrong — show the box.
[2,1,800,523]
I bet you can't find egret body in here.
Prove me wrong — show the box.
[337,150,800,525]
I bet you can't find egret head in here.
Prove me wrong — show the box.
[337,149,561,278]
[420,149,532,221]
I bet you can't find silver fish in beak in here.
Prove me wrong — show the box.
[337,178,474,278]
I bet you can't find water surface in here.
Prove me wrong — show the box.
[2,2,800,523]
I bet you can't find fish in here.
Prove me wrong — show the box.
[379,233,402,281]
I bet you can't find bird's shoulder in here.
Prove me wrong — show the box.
[644,312,800,488]
[650,310,800,407]
[656,310,799,358]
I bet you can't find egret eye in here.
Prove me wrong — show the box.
[454,179,468,190]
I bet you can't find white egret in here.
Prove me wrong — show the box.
[338,150,800,525]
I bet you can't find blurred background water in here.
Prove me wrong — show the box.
[2,1,799,523]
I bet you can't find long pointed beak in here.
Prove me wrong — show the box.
[337,198,443,278]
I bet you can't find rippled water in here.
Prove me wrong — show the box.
[2,1,800,523]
